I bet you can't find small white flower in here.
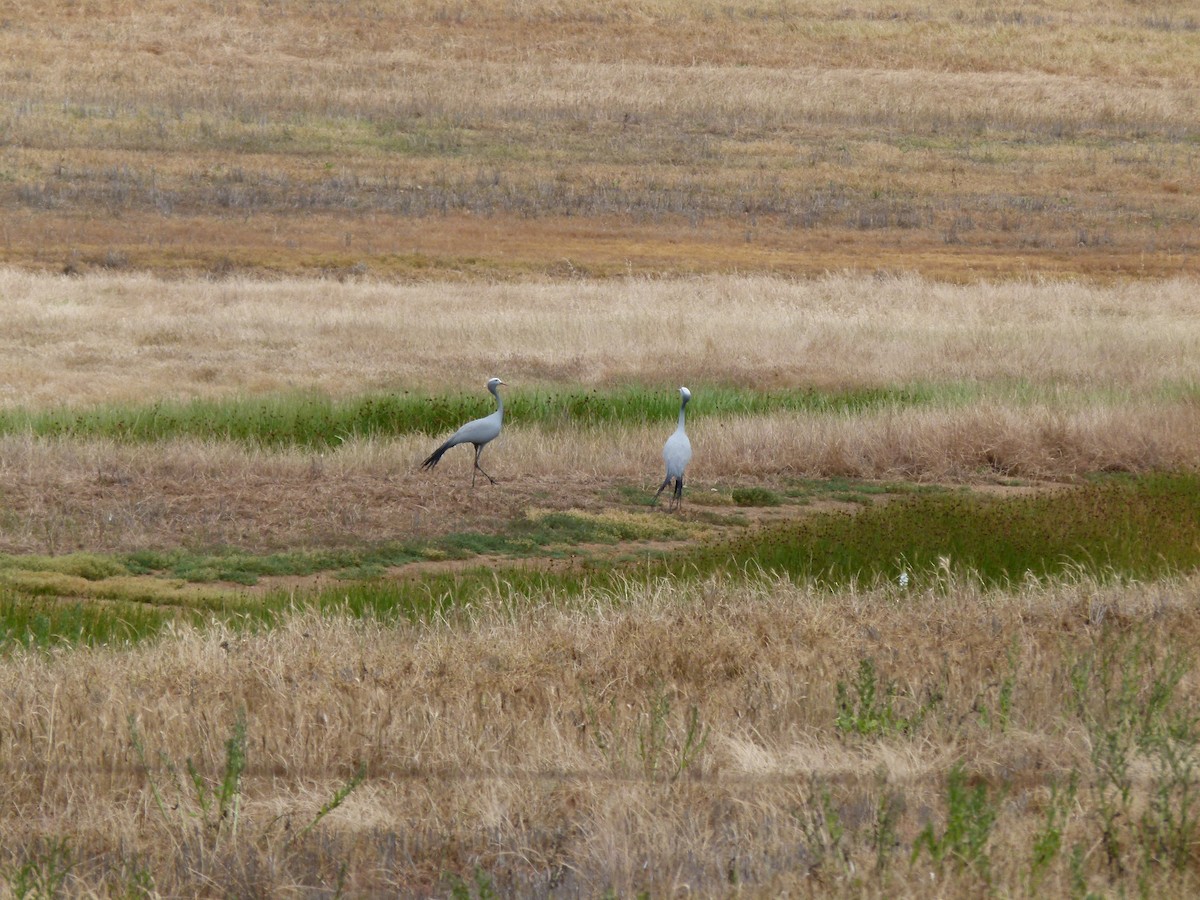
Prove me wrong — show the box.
[898,571,909,589]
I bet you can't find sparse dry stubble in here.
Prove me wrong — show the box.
[2,0,1198,278]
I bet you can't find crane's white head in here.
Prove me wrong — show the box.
[487,377,506,392]
[679,386,691,404]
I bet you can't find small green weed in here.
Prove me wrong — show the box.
[797,780,850,875]
[911,763,1002,885]
[976,639,1019,732]
[130,712,365,858]
[446,867,498,900]
[583,687,709,782]
[5,837,75,900]
[1068,627,1200,877]
[872,782,905,878]
[131,710,248,849]
[835,658,936,736]
[289,764,366,846]
[1029,773,1077,890]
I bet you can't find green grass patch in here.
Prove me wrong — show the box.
[0,383,981,448]
[0,591,178,649]
[0,570,240,610]
[5,379,1183,449]
[784,477,948,505]
[730,486,783,507]
[0,552,127,581]
[123,544,429,585]
[7,474,1200,651]
[0,507,692,607]
[688,473,1200,589]
[523,508,699,544]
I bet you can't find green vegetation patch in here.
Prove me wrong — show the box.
[0,570,237,610]
[0,383,979,448]
[690,473,1200,589]
[0,552,127,581]
[524,508,700,543]
[730,486,783,507]
[0,591,177,649]
[7,474,1200,651]
[123,544,429,584]
[784,477,947,505]
[7,380,1184,449]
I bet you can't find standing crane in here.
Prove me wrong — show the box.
[654,386,692,510]
[421,377,506,486]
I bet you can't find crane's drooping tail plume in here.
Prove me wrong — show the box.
[421,377,506,487]
[654,386,692,510]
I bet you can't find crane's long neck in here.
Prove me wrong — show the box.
[676,399,688,432]
[492,386,504,419]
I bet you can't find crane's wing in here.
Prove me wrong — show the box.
[422,409,503,470]
[448,410,502,447]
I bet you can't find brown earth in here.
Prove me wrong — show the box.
[5,210,1196,284]
[0,450,1047,600]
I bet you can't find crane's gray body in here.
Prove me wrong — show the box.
[421,377,506,486]
[654,387,692,509]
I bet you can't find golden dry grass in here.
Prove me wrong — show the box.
[2,269,1199,403]
[2,571,1200,895]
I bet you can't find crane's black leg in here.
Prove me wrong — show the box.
[672,476,684,510]
[653,477,672,505]
[474,445,497,485]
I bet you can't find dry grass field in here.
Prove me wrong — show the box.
[3,268,1200,402]
[3,0,1200,896]
[1,0,1198,280]
[5,573,1200,896]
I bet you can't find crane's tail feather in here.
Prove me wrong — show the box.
[421,442,450,470]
